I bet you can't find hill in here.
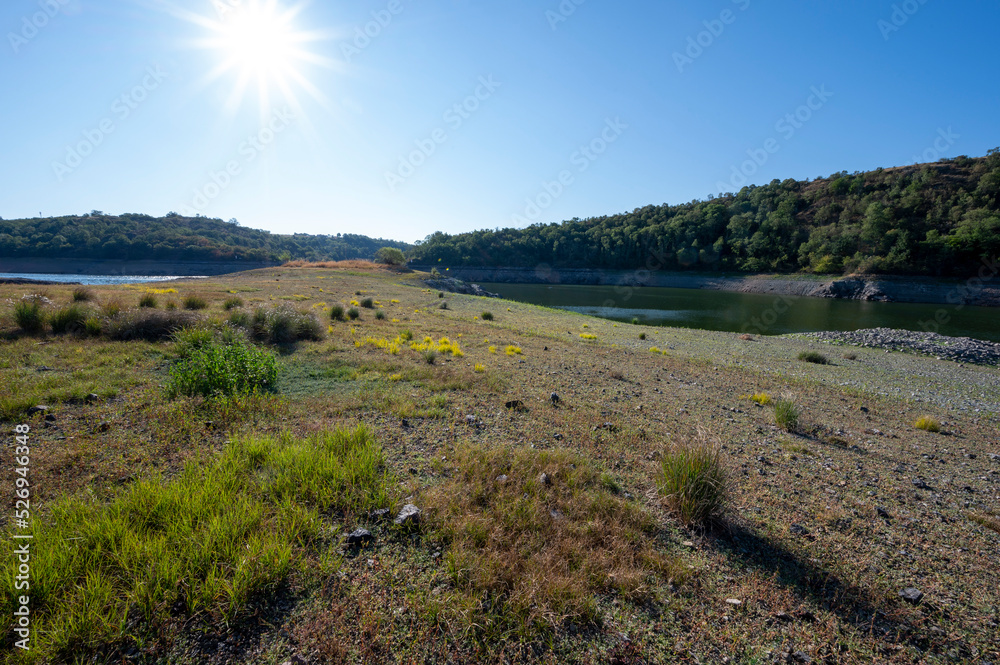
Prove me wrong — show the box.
[0,213,410,264]
[410,150,1000,277]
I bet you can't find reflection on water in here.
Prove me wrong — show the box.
[481,282,1000,343]
[0,273,204,285]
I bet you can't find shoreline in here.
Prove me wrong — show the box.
[418,265,1000,307]
[0,257,280,276]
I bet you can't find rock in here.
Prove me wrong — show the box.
[345,529,374,547]
[772,612,793,623]
[394,504,421,526]
[539,472,552,486]
[27,405,49,416]
[464,415,477,426]
[682,540,695,548]
[85,393,100,404]
[550,392,561,405]
[789,524,809,536]
[369,508,392,522]
[725,598,742,606]
[553,432,564,440]
[44,414,56,422]
[912,478,933,490]
[988,453,999,462]
[899,587,924,604]
[495,474,509,483]
[36,366,54,372]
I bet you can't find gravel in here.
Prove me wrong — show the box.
[793,328,1000,366]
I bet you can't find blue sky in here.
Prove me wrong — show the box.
[1,0,997,243]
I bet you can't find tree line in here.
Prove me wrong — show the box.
[409,150,1000,277]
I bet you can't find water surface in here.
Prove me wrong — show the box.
[0,273,204,285]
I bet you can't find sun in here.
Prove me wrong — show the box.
[189,0,334,117]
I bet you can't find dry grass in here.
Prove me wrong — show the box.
[283,259,384,271]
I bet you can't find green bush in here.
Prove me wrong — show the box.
[361,297,374,309]
[183,295,208,311]
[375,310,386,320]
[106,309,201,341]
[232,305,324,345]
[480,311,494,321]
[71,287,93,302]
[14,299,46,334]
[376,246,406,265]
[439,301,449,310]
[424,349,437,364]
[639,333,646,340]
[139,293,158,308]
[798,351,830,365]
[658,438,727,527]
[167,338,278,398]
[774,399,800,431]
[172,327,216,359]
[84,317,103,337]
[50,304,88,335]
[330,304,345,321]
[224,296,244,310]
[347,307,360,321]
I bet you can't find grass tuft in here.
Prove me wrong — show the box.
[183,295,209,310]
[138,293,158,308]
[798,351,830,365]
[774,399,800,431]
[106,309,200,341]
[72,287,93,302]
[657,435,728,527]
[347,307,360,321]
[914,416,941,433]
[14,299,47,334]
[50,304,88,335]
[224,296,244,310]
[481,311,494,321]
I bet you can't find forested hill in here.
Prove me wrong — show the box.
[411,150,1000,277]
[0,213,410,263]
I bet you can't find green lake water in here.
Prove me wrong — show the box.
[478,282,1000,343]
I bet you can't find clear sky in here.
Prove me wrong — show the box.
[2,0,997,243]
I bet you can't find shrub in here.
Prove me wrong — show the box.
[774,399,800,431]
[236,305,324,345]
[172,327,216,359]
[505,345,522,356]
[224,296,244,310]
[631,317,639,325]
[14,299,46,334]
[438,292,444,298]
[481,311,494,321]
[183,295,208,311]
[347,307,360,321]
[375,310,386,320]
[798,351,830,365]
[71,287,93,302]
[330,305,345,321]
[376,246,406,265]
[105,309,200,341]
[439,301,449,310]
[361,298,374,309]
[915,416,941,433]
[424,349,437,364]
[50,304,88,335]
[658,436,728,527]
[639,333,646,340]
[139,293,158,308]
[430,267,441,277]
[167,338,278,398]
[843,352,858,361]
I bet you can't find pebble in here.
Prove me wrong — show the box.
[796,328,1000,366]
[394,504,421,527]
[899,587,924,604]
[345,529,374,547]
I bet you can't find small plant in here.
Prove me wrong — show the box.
[504,345,522,356]
[480,311,494,321]
[72,287,93,302]
[639,333,646,340]
[139,293,158,308]
[183,295,208,311]
[430,267,441,277]
[843,352,858,360]
[14,299,47,334]
[84,317,103,337]
[374,310,386,320]
[167,337,278,398]
[50,304,88,335]
[774,399,800,431]
[165,301,178,310]
[579,333,597,340]
[474,363,486,373]
[798,351,830,365]
[330,305,345,321]
[355,291,363,296]
[439,301,449,310]
[424,349,437,364]
[438,291,444,298]
[915,416,941,433]
[224,296,244,310]
[347,307,360,321]
[631,317,639,325]
[400,329,413,341]
[658,436,727,527]
[101,299,123,318]
[749,392,772,406]
[361,297,374,309]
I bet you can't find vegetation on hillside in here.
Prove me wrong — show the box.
[0,212,410,263]
[411,150,1000,276]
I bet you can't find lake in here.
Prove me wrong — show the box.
[479,282,1000,343]
[0,273,204,285]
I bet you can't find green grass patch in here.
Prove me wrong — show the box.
[914,416,941,433]
[167,337,278,399]
[183,295,209,311]
[797,351,830,365]
[657,436,728,527]
[14,299,47,334]
[0,427,392,662]
[50,304,88,335]
[774,399,800,431]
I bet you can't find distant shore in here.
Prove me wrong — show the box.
[418,265,1000,307]
[0,257,280,276]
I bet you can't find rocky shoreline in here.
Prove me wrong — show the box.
[792,327,1000,366]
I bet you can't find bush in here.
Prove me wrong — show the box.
[798,351,830,365]
[172,327,216,359]
[915,416,941,433]
[347,307,360,320]
[139,293,158,308]
[165,301,178,310]
[224,296,244,310]
[232,305,324,345]
[106,309,200,341]
[374,310,386,320]
[360,297,374,309]
[72,288,93,302]
[658,437,727,527]
[330,305,345,321]
[14,299,46,334]
[376,247,406,265]
[424,349,437,364]
[50,304,88,335]
[481,311,494,321]
[183,295,209,311]
[639,333,646,340]
[167,338,278,398]
[631,317,639,325]
[438,292,444,298]
[774,399,800,431]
